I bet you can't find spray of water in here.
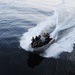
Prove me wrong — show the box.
[20,2,75,58]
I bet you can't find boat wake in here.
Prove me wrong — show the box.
[20,2,75,58]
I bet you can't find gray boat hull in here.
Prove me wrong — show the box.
[29,39,55,54]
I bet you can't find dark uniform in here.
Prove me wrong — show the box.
[31,37,35,47]
[31,35,42,47]
[37,35,43,47]
[31,33,52,48]
[44,33,51,44]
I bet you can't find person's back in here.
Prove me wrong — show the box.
[35,36,38,41]
[31,37,35,42]
[43,33,46,37]
[31,37,34,47]
[33,41,38,47]
[38,35,41,39]
[37,35,42,47]
[47,33,49,36]
[44,33,50,44]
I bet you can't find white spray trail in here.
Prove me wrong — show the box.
[41,5,75,58]
[20,3,75,58]
[51,10,75,39]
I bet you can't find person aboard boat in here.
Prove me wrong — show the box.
[38,35,41,40]
[31,37,35,47]
[31,33,52,48]
[31,37,35,43]
[43,33,46,37]
[31,35,42,48]
[43,33,49,44]
[37,35,43,47]
[35,36,38,41]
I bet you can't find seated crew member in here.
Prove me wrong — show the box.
[37,35,43,47]
[38,35,41,40]
[47,33,53,41]
[34,36,40,47]
[47,33,49,36]
[33,41,38,47]
[44,33,51,44]
[31,37,35,47]
[35,36,38,41]
[31,35,41,47]
[31,37,35,42]
[43,33,46,37]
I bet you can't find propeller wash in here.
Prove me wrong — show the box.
[20,2,75,58]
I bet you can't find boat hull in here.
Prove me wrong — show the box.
[29,39,55,54]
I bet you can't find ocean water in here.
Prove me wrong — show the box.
[0,0,75,75]
[20,1,75,58]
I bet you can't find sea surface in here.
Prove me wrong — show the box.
[0,0,75,75]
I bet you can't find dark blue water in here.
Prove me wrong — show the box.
[0,2,75,75]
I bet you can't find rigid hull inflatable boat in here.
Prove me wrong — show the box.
[29,33,55,53]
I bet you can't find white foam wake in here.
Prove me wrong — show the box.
[20,3,75,58]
